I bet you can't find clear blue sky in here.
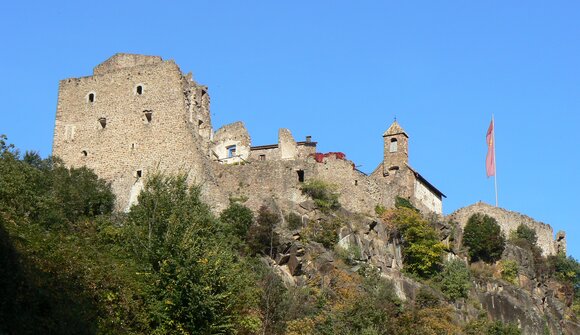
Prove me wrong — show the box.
[1,1,579,257]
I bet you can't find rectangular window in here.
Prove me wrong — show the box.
[259,154,266,161]
[227,145,236,158]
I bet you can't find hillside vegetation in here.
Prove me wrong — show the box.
[1,135,579,334]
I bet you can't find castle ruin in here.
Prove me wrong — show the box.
[52,53,564,255]
[53,53,444,215]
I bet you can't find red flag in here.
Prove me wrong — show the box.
[486,119,495,177]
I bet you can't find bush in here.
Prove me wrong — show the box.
[220,201,254,239]
[463,213,505,263]
[395,196,417,211]
[286,212,303,230]
[436,259,471,301]
[303,217,342,249]
[301,180,340,212]
[500,260,519,285]
[464,319,521,335]
[383,208,445,278]
[511,224,537,245]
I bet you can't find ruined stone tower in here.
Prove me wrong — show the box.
[52,53,218,210]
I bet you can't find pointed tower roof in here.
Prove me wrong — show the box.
[383,120,408,138]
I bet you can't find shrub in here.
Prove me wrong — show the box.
[463,213,505,263]
[220,201,254,239]
[436,259,471,301]
[286,212,303,230]
[395,196,417,211]
[301,179,340,211]
[303,217,342,249]
[382,208,445,278]
[511,224,537,245]
[500,260,519,284]
[465,319,521,335]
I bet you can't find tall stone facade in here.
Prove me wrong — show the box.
[53,53,443,215]
[53,54,218,210]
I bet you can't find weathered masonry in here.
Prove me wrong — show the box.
[53,53,445,215]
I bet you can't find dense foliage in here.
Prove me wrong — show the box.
[436,260,472,301]
[463,213,506,263]
[383,207,445,278]
[1,136,577,334]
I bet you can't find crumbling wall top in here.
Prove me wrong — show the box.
[93,53,164,75]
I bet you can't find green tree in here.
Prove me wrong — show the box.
[220,201,254,240]
[383,208,445,278]
[247,205,280,257]
[127,173,260,334]
[512,224,537,245]
[436,259,471,301]
[463,213,505,263]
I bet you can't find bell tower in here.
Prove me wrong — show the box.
[382,120,409,176]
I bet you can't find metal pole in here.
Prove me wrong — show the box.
[492,114,498,207]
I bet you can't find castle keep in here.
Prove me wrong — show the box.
[53,53,444,215]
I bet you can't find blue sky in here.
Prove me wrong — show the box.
[1,1,579,257]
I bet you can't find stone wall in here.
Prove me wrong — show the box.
[212,121,251,163]
[448,202,565,256]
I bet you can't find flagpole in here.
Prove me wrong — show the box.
[492,114,498,207]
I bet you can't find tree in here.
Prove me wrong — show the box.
[511,224,537,246]
[220,201,254,240]
[127,173,260,334]
[436,259,471,301]
[383,208,445,278]
[247,205,280,258]
[463,213,505,263]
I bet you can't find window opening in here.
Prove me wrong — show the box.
[198,120,203,126]
[143,110,152,123]
[227,145,236,158]
[81,150,88,157]
[389,138,398,152]
[98,117,107,129]
[259,154,266,161]
[354,180,358,186]
[88,93,95,103]
[131,143,135,150]
[136,170,142,178]
[136,85,143,95]
[297,170,305,183]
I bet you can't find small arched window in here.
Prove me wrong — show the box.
[136,85,143,95]
[81,150,88,157]
[389,138,398,152]
[88,93,95,103]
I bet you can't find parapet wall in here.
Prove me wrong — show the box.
[448,202,565,256]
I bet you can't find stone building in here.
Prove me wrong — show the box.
[53,53,444,214]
